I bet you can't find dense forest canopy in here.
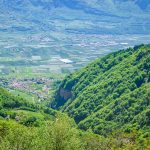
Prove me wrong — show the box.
[52,44,150,137]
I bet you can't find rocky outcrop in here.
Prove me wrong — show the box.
[51,87,73,109]
[59,88,72,100]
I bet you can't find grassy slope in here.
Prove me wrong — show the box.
[0,88,56,126]
[52,44,150,136]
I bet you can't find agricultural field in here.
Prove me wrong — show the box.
[0,32,150,102]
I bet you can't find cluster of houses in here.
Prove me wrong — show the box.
[0,77,56,101]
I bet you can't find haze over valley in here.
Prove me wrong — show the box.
[0,0,150,100]
[0,1,150,149]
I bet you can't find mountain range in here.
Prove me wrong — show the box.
[0,0,150,34]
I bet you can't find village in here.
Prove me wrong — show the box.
[0,77,61,101]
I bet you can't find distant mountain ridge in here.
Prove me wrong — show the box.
[2,0,150,11]
[0,0,150,34]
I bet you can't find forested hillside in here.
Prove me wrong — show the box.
[2,88,148,149]
[52,44,150,137]
[0,44,150,149]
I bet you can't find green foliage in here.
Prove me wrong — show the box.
[0,117,149,150]
[0,115,83,150]
[0,44,150,149]
[52,44,150,138]
[0,87,56,127]
[0,88,39,111]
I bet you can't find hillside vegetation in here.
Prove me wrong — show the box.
[0,88,56,127]
[52,44,150,138]
[0,44,150,149]
[1,88,148,149]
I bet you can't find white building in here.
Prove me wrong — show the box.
[59,59,74,64]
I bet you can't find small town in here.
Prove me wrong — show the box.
[0,77,61,101]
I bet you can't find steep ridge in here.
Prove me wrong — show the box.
[52,44,150,135]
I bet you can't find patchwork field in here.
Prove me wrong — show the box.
[0,32,150,102]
